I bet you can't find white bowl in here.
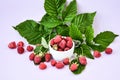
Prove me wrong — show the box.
[49,40,75,61]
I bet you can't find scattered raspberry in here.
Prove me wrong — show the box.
[51,59,57,66]
[54,35,62,43]
[63,58,69,65]
[29,53,35,61]
[105,48,113,54]
[45,53,51,62]
[27,45,34,52]
[93,50,101,58]
[55,61,64,69]
[79,56,87,65]
[39,62,47,70]
[17,47,24,54]
[34,55,41,64]
[8,41,17,49]
[70,63,78,71]
[17,41,24,47]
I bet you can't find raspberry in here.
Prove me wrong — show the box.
[57,48,63,51]
[66,37,72,42]
[27,45,34,52]
[50,39,55,46]
[34,55,41,64]
[93,50,101,58]
[79,56,87,65]
[45,53,51,62]
[64,47,70,51]
[70,63,78,71]
[63,58,69,65]
[54,35,62,43]
[39,62,47,70]
[29,53,35,61]
[17,41,24,47]
[51,59,57,66]
[105,48,113,54]
[55,61,64,69]
[17,47,24,54]
[8,41,16,49]
[66,40,73,48]
[58,39,66,49]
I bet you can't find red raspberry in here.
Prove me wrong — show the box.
[70,63,78,71]
[63,58,69,65]
[66,37,72,41]
[66,40,73,48]
[29,53,35,61]
[58,39,66,49]
[34,55,41,64]
[105,48,113,54]
[51,59,57,66]
[93,50,101,58]
[45,53,51,62]
[17,41,24,47]
[64,47,70,51]
[57,48,63,51]
[50,39,55,46]
[8,41,17,49]
[39,62,47,70]
[79,56,87,65]
[17,47,24,54]
[54,35,62,43]
[55,61,64,69]
[27,45,34,52]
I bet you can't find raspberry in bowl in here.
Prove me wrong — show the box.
[49,35,75,61]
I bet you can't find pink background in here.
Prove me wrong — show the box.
[0,0,120,80]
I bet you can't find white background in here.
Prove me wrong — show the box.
[0,0,120,80]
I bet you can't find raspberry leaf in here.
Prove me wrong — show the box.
[62,0,77,24]
[80,44,94,59]
[72,12,96,33]
[69,59,86,74]
[69,24,83,41]
[92,31,118,51]
[40,14,62,28]
[44,0,66,18]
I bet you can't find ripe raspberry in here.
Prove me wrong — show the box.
[17,47,24,54]
[58,39,66,49]
[34,55,41,64]
[29,53,35,61]
[54,35,62,43]
[57,48,63,51]
[39,62,47,70]
[50,39,55,46]
[55,61,64,69]
[93,50,101,58]
[17,41,24,47]
[70,63,78,71]
[66,37,72,42]
[64,47,70,51]
[66,40,73,48]
[51,59,57,66]
[105,48,113,54]
[45,53,51,62]
[79,56,87,65]
[8,41,17,49]
[27,45,34,52]
[63,58,69,65]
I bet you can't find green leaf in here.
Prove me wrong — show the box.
[80,44,94,59]
[44,0,66,18]
[13,20,42,45]
[93,31,118,51]
[69,24,82,41]
[41,37,48,48]
[69,59,86,74]
[40,14,62,28]
[85,26,94,43]
[34,46,47,54]
[72,12,96,33]
[62,0,77,24]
